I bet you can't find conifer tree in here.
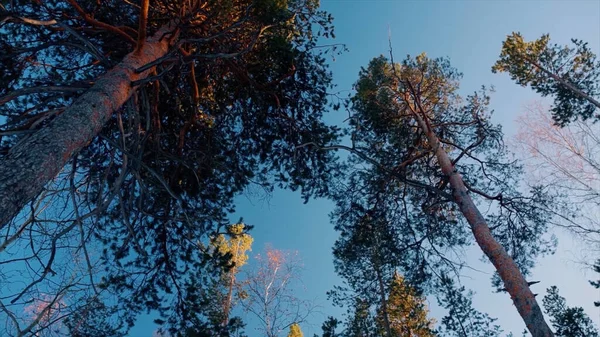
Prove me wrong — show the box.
[493,32,600,125]
[0,0,340,335]
[378,273,436,337]
[320,54,557,336]
[542,286,599,337]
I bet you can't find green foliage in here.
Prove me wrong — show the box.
[0,0,340,335]
[436,275,503,337]
[344,299,378,337]
[333,53,555,294]
[380,273,436,337]
[493,32,600,125]
[63,298,127,337]
[329,53,558,337]
[542,286,599,337]
[319,317,341,337]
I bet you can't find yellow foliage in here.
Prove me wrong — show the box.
[287,323,304,337]
[378,273,436,337]
[211,223,253,271]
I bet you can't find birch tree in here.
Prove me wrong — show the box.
[241,247,314,337]
[513,102,600,250]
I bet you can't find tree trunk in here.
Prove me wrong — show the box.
[0,22,178,227]
[375,264,393,337]
[411,111,555,337]
[222,267,236,327]
[528,57,600,111]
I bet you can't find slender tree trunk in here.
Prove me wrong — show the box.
[375,264,393,337]
[222,266,236,326]
[411,111,555,337]
[0,22,179,227]
[528,57,600,110]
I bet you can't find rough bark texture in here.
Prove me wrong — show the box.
[0,23,178,227]
[412,112,555,337]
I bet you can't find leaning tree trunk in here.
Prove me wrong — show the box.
[411,111,555,337]
[0,23,178,227]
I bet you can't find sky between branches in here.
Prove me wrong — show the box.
[128,1,600,336]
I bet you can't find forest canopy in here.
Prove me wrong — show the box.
[0,1,599,337]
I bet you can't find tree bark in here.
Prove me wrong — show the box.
[0,22,179,227]
[375,264,393,337]
[527,57,600,111]
[410,110,555,337]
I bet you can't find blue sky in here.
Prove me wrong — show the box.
[132,1,600,336]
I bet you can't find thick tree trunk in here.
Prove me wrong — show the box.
[0,23,178,227]
[412,112,555,337]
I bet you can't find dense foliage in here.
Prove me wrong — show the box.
[328,54,557,336]
[493,32,600,125]
[0,0,340,335]
[542,286,599,337]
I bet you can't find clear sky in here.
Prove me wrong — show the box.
[132,1,600,336]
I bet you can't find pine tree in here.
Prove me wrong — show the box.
[377,273,436,337]
[324,54,557,336]
[493,32,600,125]
[320,317,341,337]
[436,275,503,337]
[542,286,599,337]
[0,0,340,334]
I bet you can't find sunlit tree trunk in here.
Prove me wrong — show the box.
[410,107,554,337]
[0,22,178,227]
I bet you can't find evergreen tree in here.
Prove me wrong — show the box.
[320,317,341,337]
[0,0,340,335]
[493,32,600,125]
[324,54,557,336]
[329,205,405,337]
[344,298,377,337]
[378,273,436,337]
[542,286,599,337]
[436,275,503,337]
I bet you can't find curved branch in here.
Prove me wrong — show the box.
[66,0,136,45]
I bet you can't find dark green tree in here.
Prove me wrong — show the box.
[319,317,341,337]
[344,298,378,337]
[329,202,410,337]
[589,259,600,307]
[0,0,340,335]
[436,275,503,337]
[542,286,598,337]
[493,32,600,126]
